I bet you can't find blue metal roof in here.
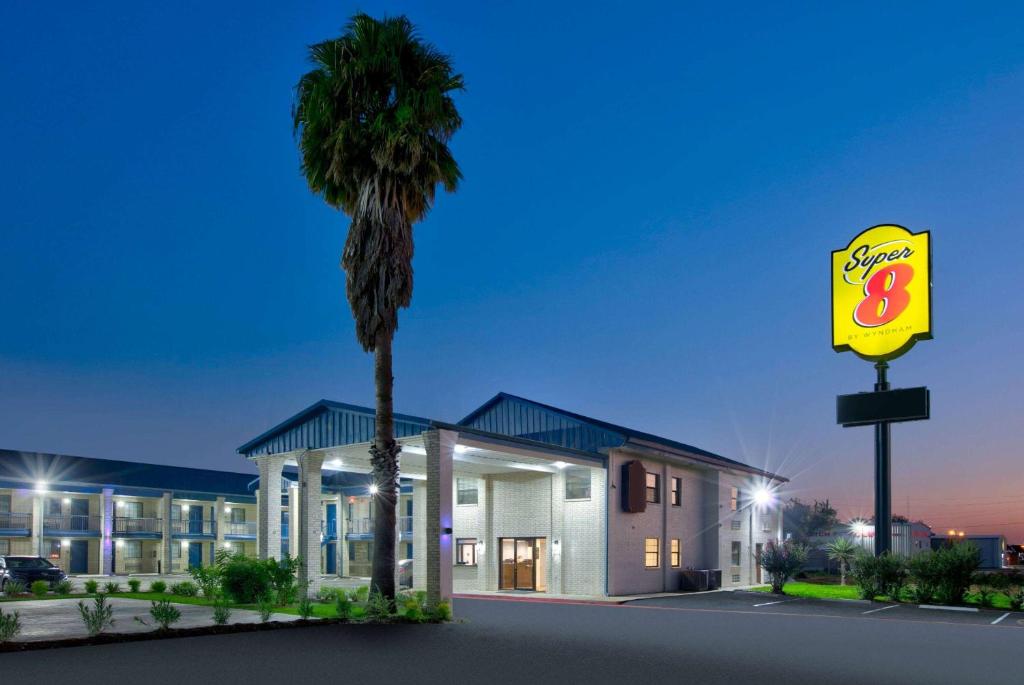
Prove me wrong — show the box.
[0,449,257,497]
[237,399,433,457]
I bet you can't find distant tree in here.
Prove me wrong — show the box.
[824,537,858,585]
[784,498,840,542]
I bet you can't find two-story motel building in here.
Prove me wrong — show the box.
[2,393,785,601]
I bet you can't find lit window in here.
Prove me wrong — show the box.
[731,541,742,566]
[123,540,142,559]
[671,539,681,567]
[0,494,10,513]
[456,479,478,505]
[231,508,246,523]
[122,501,143,519]
[47,540,61,559]
[565,467,591,500]
[644,537,660,568]
[671,477,682,506]
[646,473,661,504]
[730,487,739,512]
[456,538,477,566]
[0,540,8,554]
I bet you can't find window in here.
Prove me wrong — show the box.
[0,494,10,513]
[123,540,142,559]
[47,540,61,559]
[172,542,181,559]
[731,541,742,566]
[565,467,591,500]
[456,538,477,566]
[731,519,742,530]
[230,508,246,523]
[645,472,661,504]
[456,478,478,505]
[47,498,63,516]
[671,477,681,506]
[671,539,681,567]
[0,540,8,555]
[644,537,660,568]
[122,501,143,518]
[171,504,182,521]
[729,487,739,512]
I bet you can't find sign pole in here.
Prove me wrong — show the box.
[873,361,891,556]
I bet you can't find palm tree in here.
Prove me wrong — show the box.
[824,537,858,586]
[292,13,463,602]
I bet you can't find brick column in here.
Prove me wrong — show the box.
[256,454,288,560]
[412,482,426,588]
[215,496,226,559]
[335,494,344,577]
[100,488,114,575]
[160,492,172,574]
[296,452,324,597]
[288,483,300,560]
[31,493,44,557]
[550,470,565,594]
[424,429,455,609]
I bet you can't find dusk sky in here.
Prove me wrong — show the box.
[2,3,1022,539]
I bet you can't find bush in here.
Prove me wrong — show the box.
[54,579,73,595]
[334,593,352,620]
[83,579,99,594]
[317,587,340,603]
[971,572,1002,608]
[78,595,114,636]
[907,552,940,603]
[759,540,809,593]
[257,595,274,623]
[1004,572,1024,611]
[170,581,198,597]
[104,581,121,594]
[188,564,221,599]
[266,556,300,606]
[0,607,22,642]
[430,601,452,622]
[932,543,980,605]
[3,580,26,596]
[298,597,315,619]
[851,552,906,600]
[212,597,232,625]
[30,580,50,597]
[354,585,369,603]
[150,580,167,593]
[219,554,271,604]
[127,579,142,593]
[398,590,428,621]
[365,589,392,621]
[149,599,182,630]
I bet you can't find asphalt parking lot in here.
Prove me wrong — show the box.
[627,590,1024,628]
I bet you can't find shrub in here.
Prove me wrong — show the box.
[127,579,141,593]
[365,589,392,621]
[83,579,99,594]
[932,542,980,605]
[317,587,340,603]
[150,580,167,594]
[759,540,809,594]
[212,597,232,625]
[188,564,221,599]
[266,556,300,606]
[3,579,26,596]
[104,581,121,594]
[334,593,352,620]
[1004,572,1024,611]
[170,581,198,597]
[30,580,50,597]
[257,595,274,623]
[398,590,427,621]
[354,585,369,603]
[971,572,1002,608]
[78,595,115,636]
[54,579,73,595]
[219,554,271,604]
[851,552,905,600]
[430,601,452,622]
[0,607,22,642]
[298,597,315,620]
[907,552,940,603]
[823,537,859,586]
[149,599,182,630]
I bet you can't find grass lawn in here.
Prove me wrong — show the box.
[752,583,1016,609]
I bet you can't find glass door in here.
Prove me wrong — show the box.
[515,539,535,590]
[500,538,516,590]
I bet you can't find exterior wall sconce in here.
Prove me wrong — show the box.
[443,527,453,535]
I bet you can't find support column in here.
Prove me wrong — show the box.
[477,475,493,591]
[550,470,565,594]
[31,493,44,557]
[256,454,288,560]
[100,488,114,575]
[335,494,344,577]
[160,492,172,574]
[289,483,300,560]
[424,429,455,609]
[215,496,226,558]
[412,482,426,589]
[296,451,324,598]
[339,493,350,577]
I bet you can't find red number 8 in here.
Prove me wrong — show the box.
[854,263,914,327]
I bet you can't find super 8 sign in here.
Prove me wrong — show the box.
[832,224,932,361]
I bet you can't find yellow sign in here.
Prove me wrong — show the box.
[832,224,932,361]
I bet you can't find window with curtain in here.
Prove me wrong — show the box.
[645,473,661,504]
[671,477,682,506]
[456,479,478,505]
[671,539,681,567]
[456,538,477,565]
[565,467,591,500]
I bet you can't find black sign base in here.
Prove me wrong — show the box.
[837,387,929,427]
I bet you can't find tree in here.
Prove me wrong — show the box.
[824,537,858,585]
[783,498,840,542]
[293,13,463,602]
[759,540,809,594]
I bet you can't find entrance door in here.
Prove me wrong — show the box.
[325,542,336,574]
[498,537,545,591]
[188,542,203,569]
[189,505,203,535]
[70,540,89,573]
[755,543,763,583]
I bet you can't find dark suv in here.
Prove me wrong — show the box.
[0,556,67,591]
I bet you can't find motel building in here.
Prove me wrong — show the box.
[1,393,786,602]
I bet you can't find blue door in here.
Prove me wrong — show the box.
[188,505,203,535]
[326,503,337,539]
[70,540,89,573]
[188,542,202,568]
[325,542,336,574]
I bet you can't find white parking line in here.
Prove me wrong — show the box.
[919,605,979,613]
[862,604,899,615]
[991,612,1011,625]
[752,599,801,607]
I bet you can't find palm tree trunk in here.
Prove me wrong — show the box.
[841,561,847,586]
[369,330,399,602]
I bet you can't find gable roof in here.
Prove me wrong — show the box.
[460,392,786,481]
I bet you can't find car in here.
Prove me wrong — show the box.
[397,558,413,588]
[0,555,67,591]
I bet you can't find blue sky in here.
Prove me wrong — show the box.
[2,3,1023,537]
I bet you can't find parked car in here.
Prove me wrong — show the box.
[397,558,413,588]
[0,555,67,591]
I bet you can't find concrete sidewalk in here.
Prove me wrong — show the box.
[3,598,300,642]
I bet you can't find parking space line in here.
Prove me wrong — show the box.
[919,605,979,613]
[991,612,1011,625]
[753,598,801,607]
[862,604,899,615]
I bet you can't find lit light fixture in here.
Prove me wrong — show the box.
[225,506,232,514]
[224,542,232,549]
[552,461,568,469]
[369,484,379,496]
[851,520,869,537]
[330,459,343,468]
[948,529,956,536]
[958,531,966,537]
[61,539,70,547]
[115,539,124,548]
[752,486,774,507]
[34,481,48,493]
[182,504,190,512]
[454,445,468,454]
[62,497,71,505]
[116,500,125,508]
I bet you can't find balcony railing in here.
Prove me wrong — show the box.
[399,516,413,537]
[224,521,257,537]
[170,519,216,536]
[346,517,413,537]
[0,512,32,531]
[114,517,162,534]
[43,514,101,532]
